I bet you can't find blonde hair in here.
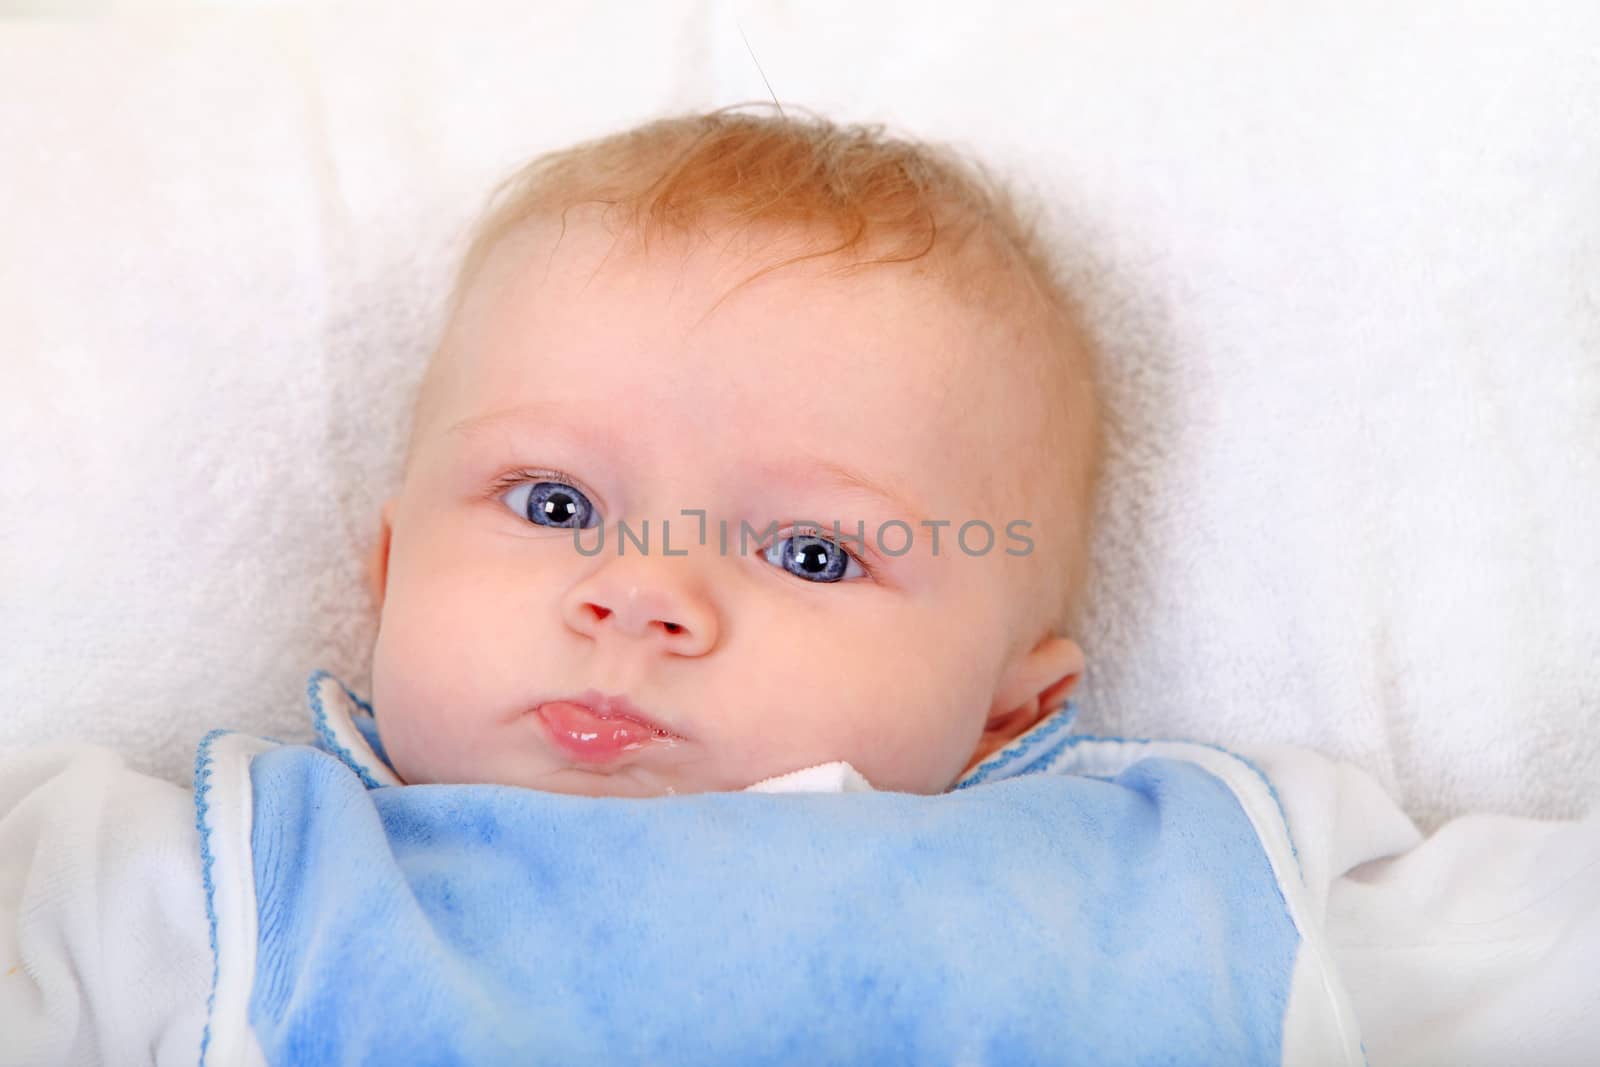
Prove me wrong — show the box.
[417,102,1102,636]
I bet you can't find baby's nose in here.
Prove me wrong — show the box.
[562,579,717,655]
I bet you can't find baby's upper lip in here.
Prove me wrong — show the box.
[536,689,686,738]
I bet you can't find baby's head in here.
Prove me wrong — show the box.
[365,105,1103,796]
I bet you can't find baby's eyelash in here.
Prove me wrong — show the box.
[485,467,587,501]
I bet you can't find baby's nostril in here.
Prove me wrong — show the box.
[589,605,612,621]
[662,622,682,635]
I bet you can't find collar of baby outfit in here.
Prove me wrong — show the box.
[302,669,1081,795]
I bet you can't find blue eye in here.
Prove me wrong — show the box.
[763,530,866,583]
[502,480,599,529]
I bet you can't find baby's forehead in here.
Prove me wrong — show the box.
[448,209,1069,493]
[495,224,1038,410]
[525,214,1035,361]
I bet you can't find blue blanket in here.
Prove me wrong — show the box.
[193,672,1348,1066]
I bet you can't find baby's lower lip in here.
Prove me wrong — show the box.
[534,701,682,764]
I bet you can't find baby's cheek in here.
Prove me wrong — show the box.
[371,689,465,785]
[807,702,967,794]
[373,707,432,784]
[860,735,974,794]
[872,693,990,793]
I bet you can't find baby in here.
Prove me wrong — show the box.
[5,105,1596,1067]
[361,102,1103,798]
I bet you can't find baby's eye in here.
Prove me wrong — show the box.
[501,479,600,529]
[762,529,867,584]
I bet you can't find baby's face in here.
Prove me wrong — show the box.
[367,213,1082,796]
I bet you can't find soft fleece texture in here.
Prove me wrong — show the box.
[198,673,1351,1066]
[1,0,1597,830]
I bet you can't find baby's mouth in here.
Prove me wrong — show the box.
[533,700,685,765]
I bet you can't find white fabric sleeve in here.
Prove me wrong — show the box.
[1240,742,1600,1067]
[0,744,213,1067]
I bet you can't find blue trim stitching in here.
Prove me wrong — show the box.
[191,727,232,1067]
[954,700,1080,790]
[306,669,384,790]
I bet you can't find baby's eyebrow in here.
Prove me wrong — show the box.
[447,402,927,524]
[748,456,929,528]
[448,402,602,443]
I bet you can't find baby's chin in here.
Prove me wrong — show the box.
[393,759,699,798]
[516,766,691,798]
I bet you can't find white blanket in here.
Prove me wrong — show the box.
[1,1,1597,831]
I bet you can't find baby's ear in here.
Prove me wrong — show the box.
[365,498,398,610]
[969,635,1085,767]
[991,633,1084,719]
